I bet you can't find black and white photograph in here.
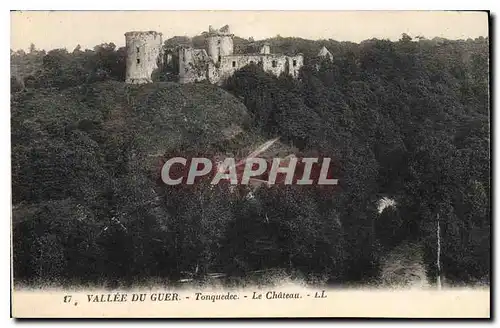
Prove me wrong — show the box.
[9,10,491,318]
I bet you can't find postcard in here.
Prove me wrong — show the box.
[10,10,491,318]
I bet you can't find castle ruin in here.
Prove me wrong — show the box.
[125,25,304,85]
[124,31,164,84]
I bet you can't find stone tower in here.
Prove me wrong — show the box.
[260,43,271,55]
[125,31,163,84]
[205,25,234,63]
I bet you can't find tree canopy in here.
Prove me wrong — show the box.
[11,34,490,287]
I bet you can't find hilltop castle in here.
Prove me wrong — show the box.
[124,25,304,85]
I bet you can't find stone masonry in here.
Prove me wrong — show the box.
[125,31,164,84]
[125,25,305,85]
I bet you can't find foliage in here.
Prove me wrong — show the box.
[11,34,490,287]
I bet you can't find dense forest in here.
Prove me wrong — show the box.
[11,33,490,288]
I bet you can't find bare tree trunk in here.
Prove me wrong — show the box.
[437,213,442,290]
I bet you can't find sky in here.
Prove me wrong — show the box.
[11,11,489,51]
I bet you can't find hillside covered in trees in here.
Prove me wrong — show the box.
[11,33,490,288]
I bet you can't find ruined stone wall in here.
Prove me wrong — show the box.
[125,25,303,85]
[207,53,304,85]
[166,53,173,66]
[179,52,304,84]
[125,31,163,84]
[178,47,210,84]
[207,62,221,84]
[287,55,304,78]
[217,54,264,84]
[206,35,234,62]
[261,55,289,77]
[260,44,271,55]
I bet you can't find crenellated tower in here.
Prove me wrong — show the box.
[205,25,234,64]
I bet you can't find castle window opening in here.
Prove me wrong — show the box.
[232,61,236,67]
[137,58,140,64]
[218,56,221,62]
[293,60,297,67]
[250,60,254,64]
[136,47,140,54]
[217,40,221,45]
[272,60,277,68]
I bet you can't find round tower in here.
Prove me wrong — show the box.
[205,25,234,63]
[125,31,163,84]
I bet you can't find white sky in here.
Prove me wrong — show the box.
[11,11,489,51]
